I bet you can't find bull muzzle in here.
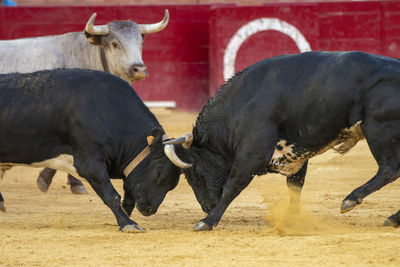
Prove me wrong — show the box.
[129,64,148,80]
[137,204,157,216]
[163,133,193,169]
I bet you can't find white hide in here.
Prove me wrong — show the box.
[0,154,84,180]
[0,33,103,74]
[269,121,364,176]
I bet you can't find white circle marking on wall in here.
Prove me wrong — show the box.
[223,18,312,81]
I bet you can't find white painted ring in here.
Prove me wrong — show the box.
[223,18,312,81]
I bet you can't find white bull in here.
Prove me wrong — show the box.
[0,10,169,202]
[0,10,169,83]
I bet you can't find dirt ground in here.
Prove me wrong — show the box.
[1,109,400,266]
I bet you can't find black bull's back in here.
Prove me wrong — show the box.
[0,69,156,164]
[225,52,399,151]
[182,51,400,230]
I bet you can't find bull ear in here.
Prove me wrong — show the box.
[84,32,103,46]
[193,126,208,146]
[148,127,164,145]
[146,136,154,145]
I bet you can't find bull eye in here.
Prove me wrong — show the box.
[111,40,120,49]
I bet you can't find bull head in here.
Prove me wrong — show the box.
[83,10,169,83]
[163,133,193,168]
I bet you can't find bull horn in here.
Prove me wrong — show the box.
[164,144,192,169]
[85,13,109,35]
[163,133,193,149]
[139,9,169,35]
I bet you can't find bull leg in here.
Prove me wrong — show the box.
[341,166,400,213]
[75,157,144,233]
[0,167,11,212]
[36,168,56,192]
[121,189,135,216]
[194,172,255,231]
[286,161,308,211]
[383,210,400,228]
[67,174,88,195]
[0,192,5,212]
[341,118,400,217]
[194,128,278,231]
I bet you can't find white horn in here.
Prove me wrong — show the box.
[163,133,193,149]
[139,9,169,34]
[85,13,109,35]
[164,144,192,169]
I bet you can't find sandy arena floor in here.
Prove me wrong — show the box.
[1,109,400,266]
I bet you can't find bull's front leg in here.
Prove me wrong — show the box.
[76,158,144,233]
[36,168,56,192]
[194,129,278,231]
[121,188,135,216]
[194,171,255,231]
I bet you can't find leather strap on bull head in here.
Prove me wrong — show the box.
[99,48,110,73]
[123,133,193,177]
[123,136,156,177]
[123,146,150,177]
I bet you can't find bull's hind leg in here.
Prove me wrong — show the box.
[383,210,400,227]
[341,115,400,221]
[36,168,56,192]
[341,165,400,213]
[286,161,308,209]
[67,174,87,195]
[0,166,11,212]
[0,192,5,212]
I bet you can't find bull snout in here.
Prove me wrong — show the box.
[137,204,157,216]
[129,64,148,80]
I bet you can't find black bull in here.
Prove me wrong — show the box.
[166,51,400,231]
[0,69,181,232]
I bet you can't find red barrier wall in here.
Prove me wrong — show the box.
[1,2,400,110]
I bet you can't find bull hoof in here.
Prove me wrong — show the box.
[0,201,5,212]
[70,185,88,195]
[383,218,399,228]
[340,200,358,213]
[120,224,146,233]
[193,221,213,231]
[37,176,50,193]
